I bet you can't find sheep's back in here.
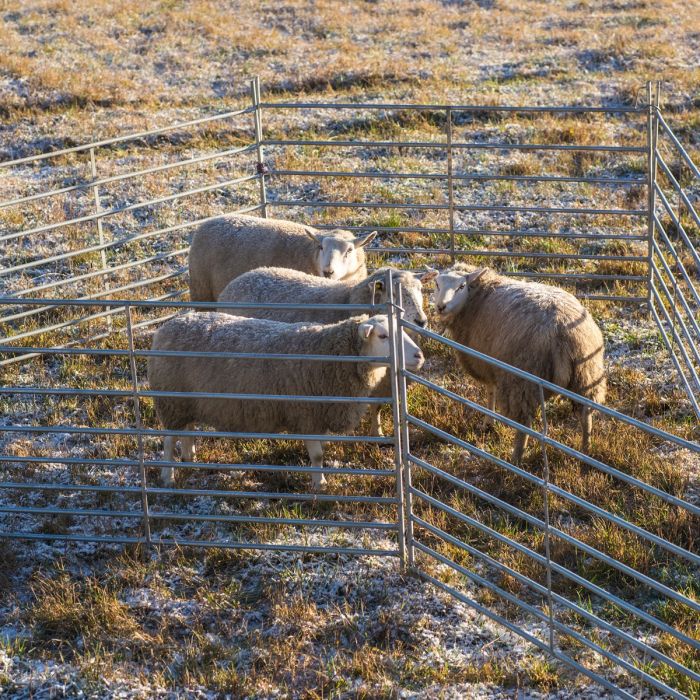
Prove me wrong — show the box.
[451,281,602,394]
[189,216,319,301]
[149,313,372,435]
[218,268,349,324]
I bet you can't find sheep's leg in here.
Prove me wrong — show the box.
[479,385,497,429]
[368,404,384,437]
[511,417,531,465]
[162,435,176,487]
[305,439,327,491]
[580,404,593,454]
[181,434,196,463]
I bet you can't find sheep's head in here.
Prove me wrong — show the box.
[305,228,377,280]
[432,267,488,322]
[358,315,424,371]
[367,270,436,328]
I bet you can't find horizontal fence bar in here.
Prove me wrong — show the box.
[0,480,397,504]
[407,448,700,612]
[656,110,700,180]
[415,541,685,699]
[0,296,379,312]
[419,571,635,700]
[651,262,700,368]
[0,173,260,245]
[149,539,399,557]
[375,247,646,263]
[408,453,699,565]
[412,516,700,685]
[6,247,189,300]
[401,320,700,458]
[0,505,396,531]
[406,379,699,518]
[0,346,390,364]
[312,222,647,241]
[0,454,395,477]
[0,107,255,169]
[654,183,700,271]
[270,168,646,186]
[0,532,144,545]
[649,285,700,401]
[649,301,700,418]
[410,486,700,651]
[0,200,262,280]
[653,214,700,307]
[655,151,700,229]
[0,423,394,444]
[267,198,645,217]
[264,138,645,153]
[0,385,391,405]
[652,240,700,337]
[0,143,257,210]
[0,531,398,557]
[261,101,644,114]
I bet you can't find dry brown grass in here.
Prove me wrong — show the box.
[2,0,699,697]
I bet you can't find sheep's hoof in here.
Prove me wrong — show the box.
[311,478,328,493]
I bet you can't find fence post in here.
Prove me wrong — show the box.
[538,384,555,654]
[89,148,112,327]
[124,303,152,554]
[394,283,415,569]
[386,269,406,567]
[646,81,660,313]
[250,76,268,217]
[445,107,456,263]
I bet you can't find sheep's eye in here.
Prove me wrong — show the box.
[378,334,388,340]
[318,245,323,251]
[344,249,352,257]
[458,283,466,291]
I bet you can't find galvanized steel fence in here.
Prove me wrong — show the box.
[1,80,699,697]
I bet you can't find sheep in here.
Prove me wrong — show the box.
[217,265,434,436]
[147,312,424,490]
[189,214,377,302]
[217,266,432,326]
[431,263,606,464]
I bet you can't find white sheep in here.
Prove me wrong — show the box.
[189,214,377,301]
[217,265,433,436]
[147,313,424,489]
[431,264,606,464]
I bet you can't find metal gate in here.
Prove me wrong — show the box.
[1,80,699,697]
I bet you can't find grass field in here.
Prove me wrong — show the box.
[1,1,699,698]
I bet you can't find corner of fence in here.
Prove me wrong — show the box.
[386,269,406,567]
[250,76,269,218]
[645,80,661,313]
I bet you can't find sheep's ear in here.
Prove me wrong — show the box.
[465,267,488,287]
[359,320,375,339]
[419,269,439,283]
[304,228,323,244]
[354,230,378,248]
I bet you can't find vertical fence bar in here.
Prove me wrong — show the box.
[395,285,415,568]
[125,303,152,551]
[386,270,406,566]
[646,81,659,312]
[446,107,456,262]
[538,384,555,653]
[251,77,268,217]
[89,148,112,327]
